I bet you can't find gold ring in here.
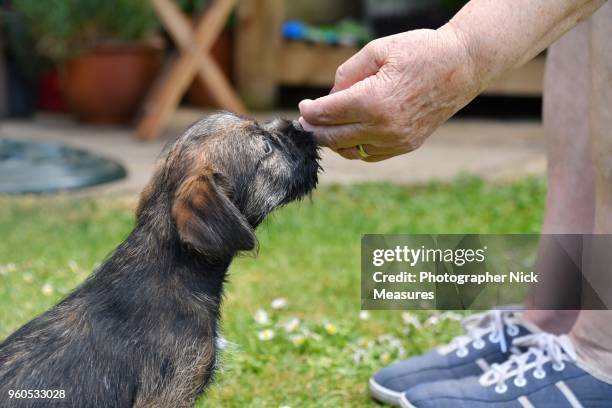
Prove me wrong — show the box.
[357,144,370,159]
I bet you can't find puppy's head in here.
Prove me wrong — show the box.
[137,112,320,259]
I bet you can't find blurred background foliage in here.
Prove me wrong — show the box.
[10,0,159,62]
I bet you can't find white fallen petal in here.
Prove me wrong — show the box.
[271,298,288,309]
[41,283,54,296]
[283,318,300,332]
[257,329,275,341]
[254,309,270,325]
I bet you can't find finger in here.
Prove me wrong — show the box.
[299,119,410,155]
[330,41,383,94]
[298,81,374,126]
[298,119,372,150]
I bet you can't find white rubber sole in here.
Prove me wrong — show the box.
[399,393,417,408]
[369,377,404,406]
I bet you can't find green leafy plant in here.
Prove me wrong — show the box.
[176,0,209,14]
[11,0,159,62]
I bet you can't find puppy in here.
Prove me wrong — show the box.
[0,112,320,407]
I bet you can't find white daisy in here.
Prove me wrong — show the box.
[41,283,54,296]
[324,322,338,335]
[257,329,275,341]
[353,348,366,363]
[425,315,440,326]
[270,298,288,309]
[283,317,300,332]
[289,334,305,346]
[254,309,269,325]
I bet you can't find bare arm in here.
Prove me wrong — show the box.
[444,0,606,90]
[299,0,606,161]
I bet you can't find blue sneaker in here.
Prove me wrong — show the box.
[370,310,536,405]
[399,333,612,407]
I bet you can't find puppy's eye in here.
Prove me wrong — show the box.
[262,140,273,156]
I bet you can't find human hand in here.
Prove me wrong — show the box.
[298,26,483,161]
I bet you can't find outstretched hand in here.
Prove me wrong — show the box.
[298,27,482,161]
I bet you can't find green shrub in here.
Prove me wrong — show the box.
[11,0,159,62]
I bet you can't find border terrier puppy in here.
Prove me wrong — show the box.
[0,112,320,407]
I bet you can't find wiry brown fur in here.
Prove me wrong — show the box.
[0,112,319,407]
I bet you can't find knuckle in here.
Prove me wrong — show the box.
[366,39,380,52]
[335,64,347,83]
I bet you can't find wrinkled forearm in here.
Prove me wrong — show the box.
[439,0,606,91]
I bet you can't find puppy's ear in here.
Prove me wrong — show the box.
[172,172,256,259]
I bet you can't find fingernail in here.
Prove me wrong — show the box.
[298,117,314,132]
[298,99,312,111]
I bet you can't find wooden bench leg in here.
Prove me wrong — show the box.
[136,0,244,141]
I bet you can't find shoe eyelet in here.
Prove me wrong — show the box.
[514,377,527,387]
[488,333,499,343]
[456,348,469,358]
[552,362,565,372]
[533,369,546,379]
[495,384,508,394]
[473,339,485,350]
[506,326,520,337]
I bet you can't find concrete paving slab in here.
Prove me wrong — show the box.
[0,108,546,195]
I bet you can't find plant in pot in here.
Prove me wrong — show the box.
[13,0,163,125]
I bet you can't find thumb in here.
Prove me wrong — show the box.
[298,79,374,126]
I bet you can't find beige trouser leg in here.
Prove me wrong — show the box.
[523,14,594,333]
[569,2,612,381]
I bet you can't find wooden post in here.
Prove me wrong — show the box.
[235,0,283,109]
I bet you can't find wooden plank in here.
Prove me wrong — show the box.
[235,0,284,109]
[277,42,360,88]
[484,56,545,96]
[136,0,241,141]
[278,41,544,97]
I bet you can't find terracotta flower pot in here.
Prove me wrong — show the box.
[37,69,69,113]
[62,44,161,125]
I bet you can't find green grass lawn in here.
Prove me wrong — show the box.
[0,178,545,407]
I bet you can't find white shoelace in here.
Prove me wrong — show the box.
[438,310,521,356]
[479,333,578,394]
